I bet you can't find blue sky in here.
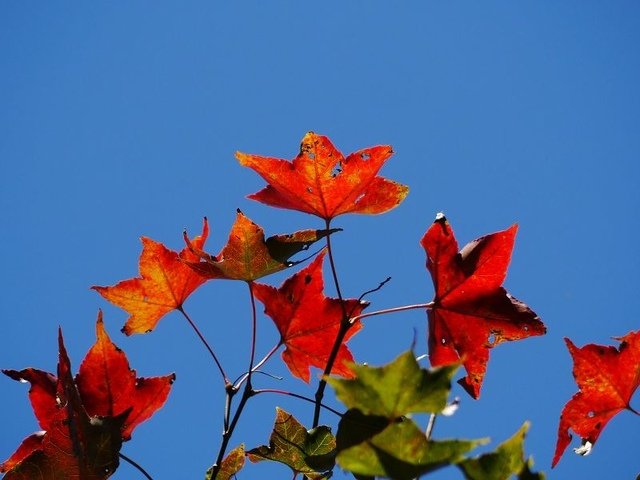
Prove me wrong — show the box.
[1,2,639,479]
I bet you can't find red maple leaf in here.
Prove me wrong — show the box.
[237,132,409,221]
[251,252,368,382]
[0,312,174,479]
[552,331,640,467]
[421,213,546,398]
[93,218,209,335]
[185,210,338,281]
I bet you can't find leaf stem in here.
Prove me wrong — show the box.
[425,413,437,440]
[312,219,351,428]
[233,341,282,390]
[119,452,154,480]
[350,302,434,324]
[254,388,344,417]
[247,281,258,385]
[209,281,261,479]
[210,382,255,479]
[178,306,229,385]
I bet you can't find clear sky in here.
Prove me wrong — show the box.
[1,2,639,479]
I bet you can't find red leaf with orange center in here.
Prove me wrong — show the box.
[552,331,640,467]
[252,252,368,382]
[237,132,409,220]
[1,313,174,479]
[185,210,338,281]
[421,213,545,399]
[92,218,209,335]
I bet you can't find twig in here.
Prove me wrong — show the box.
[119,452,154,480]
[350,302,434,324]
[178,306,229,385]
[425,413,437,440]
[254,388,344,417]
[312,219,350,427]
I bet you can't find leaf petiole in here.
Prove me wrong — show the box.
[119,452,154,480]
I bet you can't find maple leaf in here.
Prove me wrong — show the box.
[248,407,336,480]
[251,252,368,382]
[93,218,209,335]
[336,412,484,480]
[458,422,545,480]
[327,350,459,418]
[328,352,482,479]
[1,313,174,479]
[185,209,338,281]
[237,132,409,220]
[205,444,245,480]
[421,213,546,399]
[552,331,640,467]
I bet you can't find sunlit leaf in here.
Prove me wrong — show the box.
[238,132,408,220]
[248,408,335,479]
[552,331,640,467]
[93,218,209,334]
[327,350,458,417]
[252,252,367,382]
[421,213,546,398]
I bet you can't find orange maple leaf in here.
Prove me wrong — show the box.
[92,218,209,335]
[421,213,545,398]
[185,210,337,282]
[552,331,640,467]
[251,252,368,382]
[237,132,409,221]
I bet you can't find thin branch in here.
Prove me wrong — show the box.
[119,453,153,480]
[178,306,229,385]
[324,219,346,306]
[209,282,260,479]
[350,302,434,324]
[357,276,392,304]
[233,341,282,390]
[254,388,344,417]
[246,281,258,385]
[312,218,350,428]
[210,383,254,479]
[425,413,437,440]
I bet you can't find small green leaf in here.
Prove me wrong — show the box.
[337,416,485,480]
[458,422,545,480]
[247,407,336,479]
[326,350,459,418]
[518,457,545,480]
[204,444,245,480]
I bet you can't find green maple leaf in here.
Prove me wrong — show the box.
[247,408,335,479]
[326,350,459,418]
[458,422,545,480]
[204,444,245,480]
[336,413,484,480]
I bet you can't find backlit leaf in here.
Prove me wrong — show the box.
[237,132,408,220]
[93,218,209,335]
[252,252,367,382]
[336,415,484,480]
[185,210,337,281]
[205,444,245,480]
[1,314,173,479]
[421,214,546,398]
[552,331,640,467]
[248,408,335,479]
[327,350,458,418]
[458,422,544,480]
